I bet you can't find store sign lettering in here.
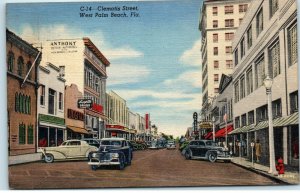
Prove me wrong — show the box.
[67,109,84,121]
[77,99,93,109]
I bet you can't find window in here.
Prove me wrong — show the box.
[40,85,45,105]
[214,88,219,94]
[19,123,26,144]
[234,49,239,66]
[255,56,265,89]
[268,41,280,78]
[256,105,268,122]
[59,92,63,110]
[226,60,233,69]
[17,56,24,77]
[214,74,219,83]
[241,114,247,126]
[246,68,253,95]
[239,18,243,25]
[7,51,14,72]
[213,47,218,55]
[247,25,252,49]
[234,82,239,103]
[225,5,234,14]
[225,33,234,41]
[235,117,240,128]
[226,46,232,54]
[212,7,218,15]
[48,88,56,115]
[225,19,234,27]
[240,38,245,58]
[213,34,218,42]
[26,62,32,80]
[27,125,34,144]
[272,99,282,118]
[256,8,264,36]
[248,111,254,124]
[290,91,298,113]
[288,23,297,66]
[214,61,219,69]
[239,4,248,13]
[213,20,218,28]
[240,76,245,99]
[270,0,278,18]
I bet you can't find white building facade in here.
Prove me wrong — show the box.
[231,0,298,166]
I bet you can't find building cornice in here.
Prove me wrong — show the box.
[83,38,110,67]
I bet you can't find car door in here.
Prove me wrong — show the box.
[198,141,207,157]
[80,141,91,157]
[122,140,130,160]
[57,141,69,158]
[66,141,81,158]
[189,141,200,156]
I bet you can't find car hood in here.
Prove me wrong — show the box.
[98,146,122,152]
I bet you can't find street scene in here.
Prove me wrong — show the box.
[5,0,300,189]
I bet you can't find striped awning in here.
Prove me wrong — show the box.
[251,121,268,131]
[67,125,89,134]
[229,124,255,135]
[274,112,299,127]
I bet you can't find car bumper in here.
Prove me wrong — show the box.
[88,160,121,166]
[216,156,233,160]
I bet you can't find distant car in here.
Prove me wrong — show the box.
[166,140,176,149]
[88,138,133,170]
[128,140,144,151]
[81,138,100,148]
[149,140,159,149]
[184,140,232,163]
[40,139,98,163]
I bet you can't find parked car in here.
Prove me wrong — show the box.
[149,140,159,149]
[40,139,98,163]
[88,138,133,170]
[128,140,144,151]
[184,140,232,163]
[81,138,100,148]
[166,140,176,149]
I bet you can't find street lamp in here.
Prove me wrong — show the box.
[212,116,215,142]
[263,76,277,175]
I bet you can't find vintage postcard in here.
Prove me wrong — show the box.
[6,0,299,189]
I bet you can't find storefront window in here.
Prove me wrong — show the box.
[49,128,56,147]
[38,127,48,147]
[39,127,64,147]
[57,129,64,145]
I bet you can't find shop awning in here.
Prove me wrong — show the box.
[229,124,255,135]
[274,112,299,127]
[67,126,89,134]
[215,125,233,138]
[251,121,268,132]
[204,132,212,139]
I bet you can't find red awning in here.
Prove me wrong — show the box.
[215,125,234,138]
[204,132,213,139]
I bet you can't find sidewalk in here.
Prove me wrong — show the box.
[9,153,42,166]
[231,157,299,184]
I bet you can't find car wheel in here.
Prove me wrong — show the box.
[44,153,54,163]
[119,155,125,170]
[91,165,98,171]
[208,152,217,163]
[185,151,191,160]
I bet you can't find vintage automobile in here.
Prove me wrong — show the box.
[166,140,176,149]
[184,140,232,163]
[40,139,98,163]
[88,138,133,170]
[128,140,144,151]
[81,138,101,148]
[148,140,159,149]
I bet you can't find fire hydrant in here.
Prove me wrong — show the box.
[276,157,285,174]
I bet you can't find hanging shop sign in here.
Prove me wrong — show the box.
[77,99,93,109]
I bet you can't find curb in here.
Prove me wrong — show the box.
[9,159,43,166]
[231,161,291,185]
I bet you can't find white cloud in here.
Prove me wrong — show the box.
[107,63,151,85]
[179,39,202,66]
[163,70,202,88]
[104,47,144,60]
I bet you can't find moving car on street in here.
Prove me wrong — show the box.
[41,139,98,163]
[88,138,133,170]
[184,140,232,163]
[166,140,176,149]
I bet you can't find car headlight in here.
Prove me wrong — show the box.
[111,153,119,158]
[92,153,98,158]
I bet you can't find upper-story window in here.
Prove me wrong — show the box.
[225,32,234,41]
[213,47,218,55]
[48,88,56,115]
[256,105,268,122]
[226,46,232,54]
[7,51,14,72]
[214,61,219,69]
[225,19,234,27]
[235,116,240,128]
[256,8,264,36]
[213,34,218,43]
[17,56,24,77]
[241,114,247,126]
[239,18,243,25]
[268,40,280,78]
[246,68,253,95]
[288,23,298,66]
[234,81,239,103]
[26,61,32,80]
[59,92,63,110]
[269,0,278,18]
[239,4,248,13]
[240,37,245,58]
[40,85,45,106]
[214,88,219,94]
[212,7,218,15]
[226,60,233,69]
[247,25,253,49]
[255,56,265,89]
[248,111,254,125]
[214,74,219,83]
[225,5,234,14]
[272,99,282,118]
[234,49,239,66]
[240,76,245,99]
[213,20,218,28]
[290,91,298,114]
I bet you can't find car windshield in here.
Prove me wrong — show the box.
[101,140,122,147]
[205,141,219,146]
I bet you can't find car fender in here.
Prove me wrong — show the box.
[85,146,98,157]
[44,149,67,160]
[205,150,217,158]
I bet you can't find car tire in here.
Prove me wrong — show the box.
[185,151,191,160]
[208,152,217,163]
[119,155,125,170]
[91,165,98,171]
[44,153,54,163]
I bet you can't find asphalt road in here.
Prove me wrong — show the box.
[9,147,280,189]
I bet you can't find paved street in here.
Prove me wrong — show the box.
[9,148,280,189]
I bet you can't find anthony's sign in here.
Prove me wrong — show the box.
[77,99,93,109]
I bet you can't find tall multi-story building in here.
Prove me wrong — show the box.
[231,0,298,167]
[37,62,66,148]
[6,29,41,155]
[199,0,251,120]
[42,38,110,139]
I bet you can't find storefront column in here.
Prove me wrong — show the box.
[283,126,288,164]
[246,132,249,157]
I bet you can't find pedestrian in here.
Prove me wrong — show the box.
[241,139,246,156]
[255,139,262,163]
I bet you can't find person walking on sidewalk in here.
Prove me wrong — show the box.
[255,139,262,163]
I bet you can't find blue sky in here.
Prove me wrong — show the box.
[6,0,203,137]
